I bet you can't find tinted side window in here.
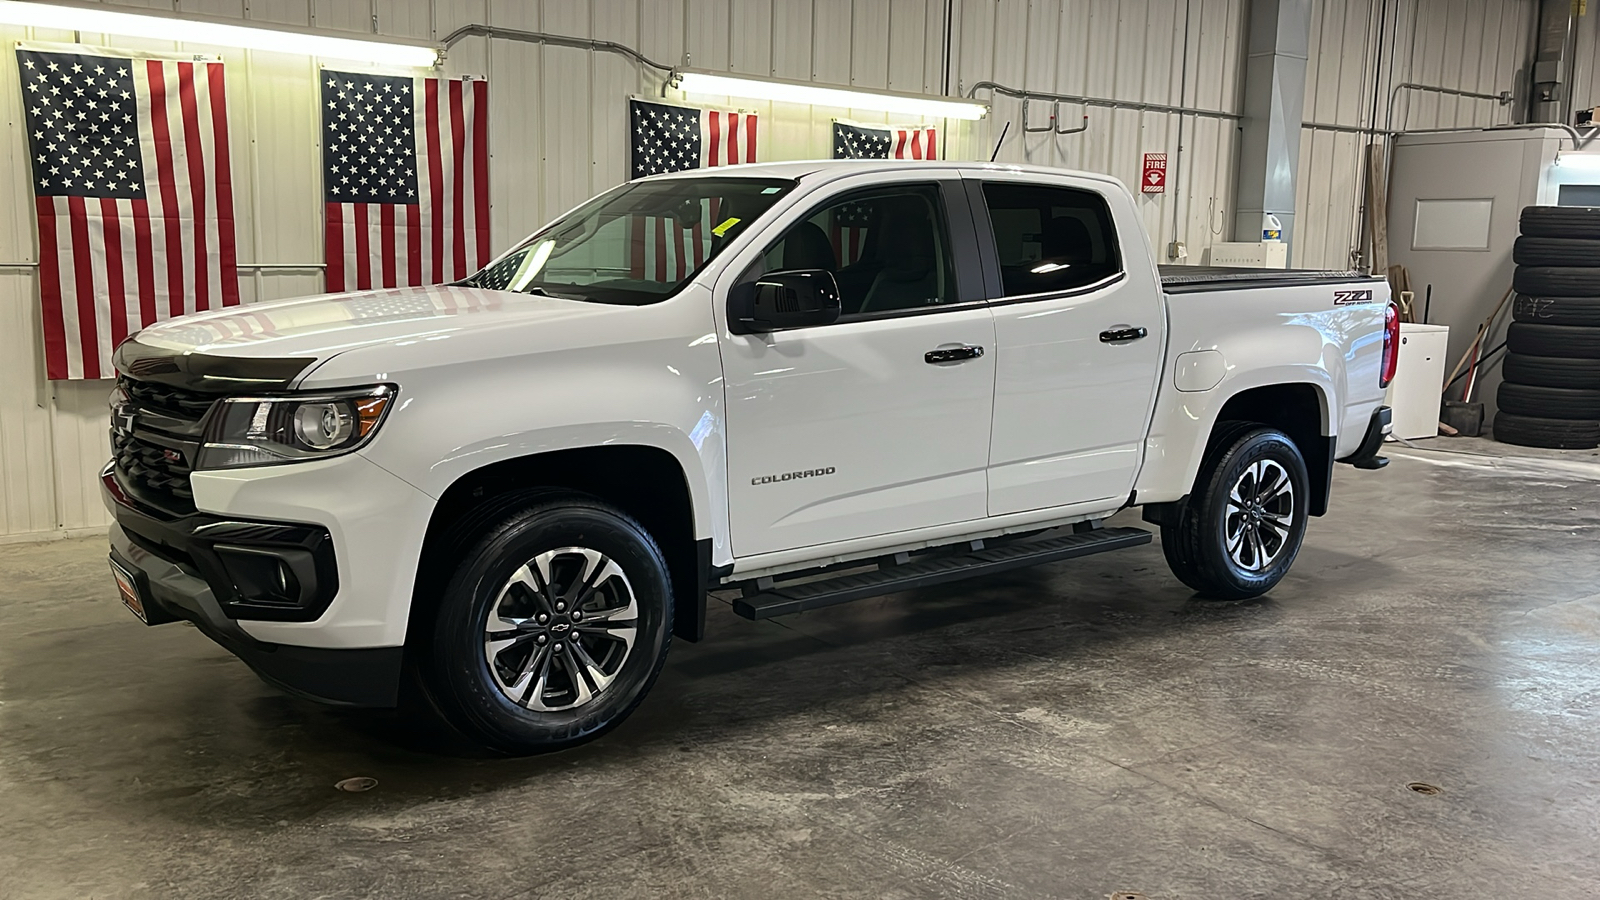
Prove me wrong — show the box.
[757,184,958,316]
[981,182,1121,297]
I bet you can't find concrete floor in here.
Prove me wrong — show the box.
[2,439,1598,899]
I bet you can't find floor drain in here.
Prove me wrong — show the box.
[1406,782,1441,796]
[1110,893,1150,900]
[335,776,378,793]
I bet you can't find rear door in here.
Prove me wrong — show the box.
[967,174,1165,516]
[717,172,996,558]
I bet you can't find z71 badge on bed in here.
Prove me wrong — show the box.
[1334,289,1374,305]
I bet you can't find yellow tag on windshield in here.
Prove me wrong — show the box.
[711,217,741,236]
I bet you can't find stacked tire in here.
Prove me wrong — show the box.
[1503,207,1600,449]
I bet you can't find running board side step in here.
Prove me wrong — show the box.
[731,526,1152,621]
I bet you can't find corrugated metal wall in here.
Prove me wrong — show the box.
[1294,0,1537,270]
[0,0,1550,538]
[953,0,1248,266]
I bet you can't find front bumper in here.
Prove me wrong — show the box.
[102,465,404,707]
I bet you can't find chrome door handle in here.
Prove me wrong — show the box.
[1099,326,1148,343]
[925,345,985,364]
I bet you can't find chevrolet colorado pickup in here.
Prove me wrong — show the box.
[103,160,1396,753]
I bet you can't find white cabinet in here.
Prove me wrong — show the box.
[1384,324,1450,440]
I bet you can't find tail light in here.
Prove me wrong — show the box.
[1379,301,1400,388]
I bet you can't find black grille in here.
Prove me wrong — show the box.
[120,376,216,420]
[113,376,218,514]
[113,431,196,506]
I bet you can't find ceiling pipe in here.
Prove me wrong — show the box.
[440,24,676,73]
[965,81,1240,121]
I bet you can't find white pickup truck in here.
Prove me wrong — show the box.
[104,160,1396,752]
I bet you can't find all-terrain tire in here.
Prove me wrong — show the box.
[1496,382,1600,419]
[1493,411,1600,449]
[1160,426,1310,600]
[421,495,673,754]
[1505,323,1600,359]
[1512,295,1600,326]
[1520,206,1600,240]
[1513,266,1600,296]
[1502,353,1600,389]
[1512,236,1600,267]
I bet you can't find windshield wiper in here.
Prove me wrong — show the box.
[521,285,587,301]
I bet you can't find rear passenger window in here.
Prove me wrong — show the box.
[981,182,1121,297]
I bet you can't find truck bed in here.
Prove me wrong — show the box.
[1160,266,1385,294]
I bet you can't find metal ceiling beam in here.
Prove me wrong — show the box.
[1232,0,1312,255]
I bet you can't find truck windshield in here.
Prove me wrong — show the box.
[466,177,797,305]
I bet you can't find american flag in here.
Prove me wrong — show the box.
[832,121,939,161]
[628,98,759,282]
[830,201,874,267]
[322,70,489,292]
[18,44,239,380]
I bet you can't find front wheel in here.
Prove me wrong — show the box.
[423,497,673,754]
[1161,426,1310,600]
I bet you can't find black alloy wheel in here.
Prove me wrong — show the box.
[1160,425,1310,600]
[423,497,673,754]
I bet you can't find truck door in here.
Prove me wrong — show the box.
[967,175,1165,516]
[717,174,995,558]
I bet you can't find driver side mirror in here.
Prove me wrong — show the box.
[728,269,842,334]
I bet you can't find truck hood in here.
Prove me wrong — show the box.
[128,285,628,369]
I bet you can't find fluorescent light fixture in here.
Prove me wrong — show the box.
[674,69,987,120]
[0,0,440,67]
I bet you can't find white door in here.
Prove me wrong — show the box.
[719,178,996,558]
[971,176,1165,516]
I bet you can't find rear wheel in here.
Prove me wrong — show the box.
[1161,427,1310,600]
[422,497,673,754]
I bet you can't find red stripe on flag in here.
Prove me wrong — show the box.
[629,216,646,280]
[692,221,705,268]
[746,114,757,162]
[449,79,467,280]
[100,198,129,352]
[425,78,445,282]
[653,218,667,282]
[66,196,100,380]
[671,221,685,281]
[728,113,740,165]
[909,130,923,160]
[354,205,372,290]
[131,199,156,327]
[147,61,186,320]
[35,198,68,380]
[206,62,239,306]
[894,130,908,159]
[406,202,422,286]
[708,110,721,167]
[177,62,210,313]
[325,203,345,291]
[471,80,490,269]
[380,204,397,288]
[927,128,937,160]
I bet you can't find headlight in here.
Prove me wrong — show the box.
[196,385,396,470]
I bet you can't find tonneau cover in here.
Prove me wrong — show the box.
[1160,266,1384,293]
